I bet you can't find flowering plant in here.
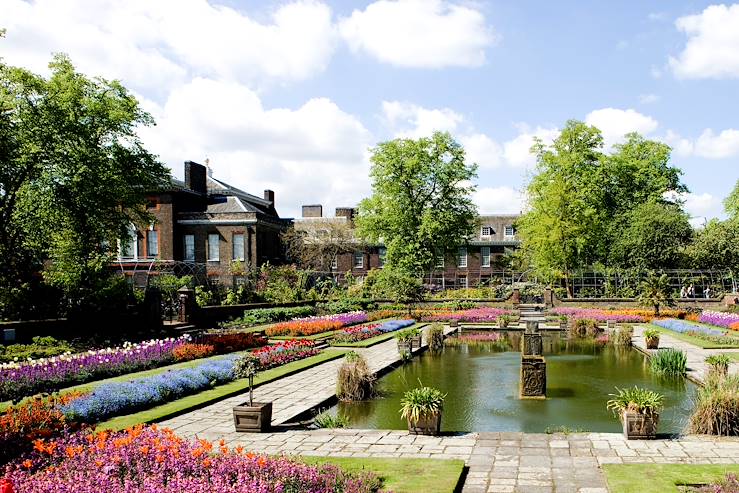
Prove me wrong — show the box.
[331,325,381,344]
[699,311,739,330]
[251,340,320,369]
[3,426,383,492]
[265,311,368,337]
[422,307,514,323]
[197,332,267,353]
[173,343,216,362]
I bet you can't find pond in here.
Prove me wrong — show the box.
[332,331,696,433]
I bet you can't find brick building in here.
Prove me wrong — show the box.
[116,161,288,285]
[294,205,521,289]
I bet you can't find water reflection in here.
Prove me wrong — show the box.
[333,331,696,433]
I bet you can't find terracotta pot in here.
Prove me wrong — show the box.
[233,401,272,432]
[407,412,442,435]
[621,411,659,439]
[645,337,659,349]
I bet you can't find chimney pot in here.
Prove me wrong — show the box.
[184,161,207,195]
[264,189,275,203]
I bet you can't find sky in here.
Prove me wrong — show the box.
[2,0,738,224]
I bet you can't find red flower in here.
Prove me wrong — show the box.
[0,478,14,493]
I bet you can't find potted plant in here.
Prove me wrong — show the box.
[706,354,730,378]
[644,328,660,349]
[395,329,413,355]
[400,385,445,435]
[408,327,423,351]
[232,353,272,432]
[607,386,663,439]
[497,315,512,329]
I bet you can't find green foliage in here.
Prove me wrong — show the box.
[317,299,363,314]
[427,323,444,353]
[706,354,732,367]
[0,55,168,312]
[606,386,664,416]
[355,131,478,273]
[643,328,660,340]
[689,373,739,436]
[496,315,513,328]
[687,218,739,272]
[0,336,75,363]
[395,328,415,342]
[638,272,675,316]
[256,264,309,303]
[233,353,262,406]
[570,318,600,338]
[399,385,445,423]
[224,305,316,328]
[725,180,739,220]
[362,267,424,304]
[649,348,687,376]
[430,286,511,300]
[313,410,349,429]
[613,325,634,346]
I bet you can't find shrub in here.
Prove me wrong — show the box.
[317,299,364,314]
[570,318,600,338]
[706,354,731,377]
[689,373,739,436]
[336,352,375,401]
[314,410,349,428]
[427,323,444,353]
[224,305,316,328]
[0,336,75,363]
[649,348,687,376]
[172,343,216,362]
[399,386,445,423]
[606,386,663,417]
[496,315,513,328]
[613,325,634,346]
[394,328,414,342]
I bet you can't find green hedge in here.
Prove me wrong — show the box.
[223,305,316,328]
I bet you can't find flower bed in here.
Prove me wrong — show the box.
[3,426,382,492]
[331,325,381,344]
[444,332,509,348]
[265,311,368,337]
[376,319,415,332]
[173,343,216,362]
[251,340,320,369]
[197,332,268,354]
[654,319,725,337]
[551,308,647,323]
[699,311,739,330]
[422,307,514,323]
[223,305,317,328]
[0,337,191,403]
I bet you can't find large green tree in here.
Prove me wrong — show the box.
[355,131,478,274]
[0,54,168,309]
[687,181,739,272]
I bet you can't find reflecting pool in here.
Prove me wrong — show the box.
[333,332,696,433]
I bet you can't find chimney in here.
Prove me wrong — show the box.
[264,189,275,204]
[184,161,207,195]
[335,207,356,220]
[302,205,323,218]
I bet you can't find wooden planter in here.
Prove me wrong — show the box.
[410,335,422,351]
[559,320,568,331]
[621,411,659,439]
[645,337,659,349]
[397,340,412,354]
[449,319,459,328]
[407,412,442,435]
[233,401,272,432]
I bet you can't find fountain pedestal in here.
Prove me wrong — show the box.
[520,356,547,399]
[521,332,543,356]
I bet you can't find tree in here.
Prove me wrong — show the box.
[355,131,478,274]
[0,55,168,310]
[637,272,675,316]
[609,201,692,270]
[724,179,739,220]
[687,219,739,272]
[283,219,358,271]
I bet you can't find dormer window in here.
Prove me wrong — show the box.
[481,226,493,237]
[504,225,515,238]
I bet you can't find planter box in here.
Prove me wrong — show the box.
[559,321,568,331]
[449,319,459,328]
[410,335,422,351]
[407,412,442,435]
[622,411,659,439]
[233,401,272,432]
[645,337,659,349]
[397,341,412,354]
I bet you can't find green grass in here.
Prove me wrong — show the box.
[725,352,739,361]
[96,349,348,431]
[647,324,739,349]
[330,323,428,348]
[300,456,465,493]
[604,464,739,493]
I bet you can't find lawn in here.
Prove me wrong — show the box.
[604,464,739,493]
[96,349,348,431]
[330,323,428,348]
[724,352,739,362]
[301,456,465,493]
[647,324,739,349]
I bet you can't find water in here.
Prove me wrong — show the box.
[333,332,696,433]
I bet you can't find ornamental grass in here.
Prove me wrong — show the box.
[2,425,383,492]
[612,325,634,346]
[336,352,375,401]
[689,373,739,436]
[649,348,687,377]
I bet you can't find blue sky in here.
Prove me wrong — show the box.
[2,0,738,223]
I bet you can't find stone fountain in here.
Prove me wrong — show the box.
[519,304,547,399]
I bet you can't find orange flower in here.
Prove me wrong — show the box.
[140,446,150,454]
[202,458,212,468]
[65,446,76,458]
[257,456,267,467]
[235,446,245,455]
[22,459,33,469]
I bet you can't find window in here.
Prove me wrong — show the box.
[208,233,220,261]
[184,235,195,262]
[481,226,493,237]
[330,256,338,270]
[232,233,245,261]
[457,247,467,268]
[119,225,138,260]
[378,247,387,268]
[481,246,491,268]
[435,249,444,268]
[504,225,515,238]
[146,230,158,258]
[457,275,468,289]
[353,251,364,269]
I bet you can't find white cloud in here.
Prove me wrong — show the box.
[339,0,495,68]
[503,124,559,168]
[139,78,372,218]
[382,101,463,138]
[585,108,658,148]
[669,4,739,79]
[665,191,722,227]
[639,93,660,104]
[693,128,739,159]
[1,0,337,94]
[473,186,524,215]
[459,133,503,169]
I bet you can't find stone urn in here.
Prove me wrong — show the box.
[622,411,659,439]
[407,412,442,435]
[233,401,272,432]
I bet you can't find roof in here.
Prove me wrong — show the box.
[206,175,276,216]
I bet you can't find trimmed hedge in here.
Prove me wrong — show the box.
[223,305,315,328]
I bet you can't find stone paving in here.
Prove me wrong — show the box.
[632,325,739,382]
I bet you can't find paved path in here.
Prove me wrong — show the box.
[632,325,739,382]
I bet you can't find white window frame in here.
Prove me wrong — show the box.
[330,256,338,270]
[480,226,492,237]
[232,233,245,261]
[184,234,195,262]
[481,246,491,268]
[118,224,139,260]
[353,251,364,269]
[208,233,220,262]
[378,247,387,268]
[146,228,158,258]
[504,225,515,238]
[458,276,468,289]
[457,247,467,268]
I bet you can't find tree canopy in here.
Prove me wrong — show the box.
[355,131,478,274]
